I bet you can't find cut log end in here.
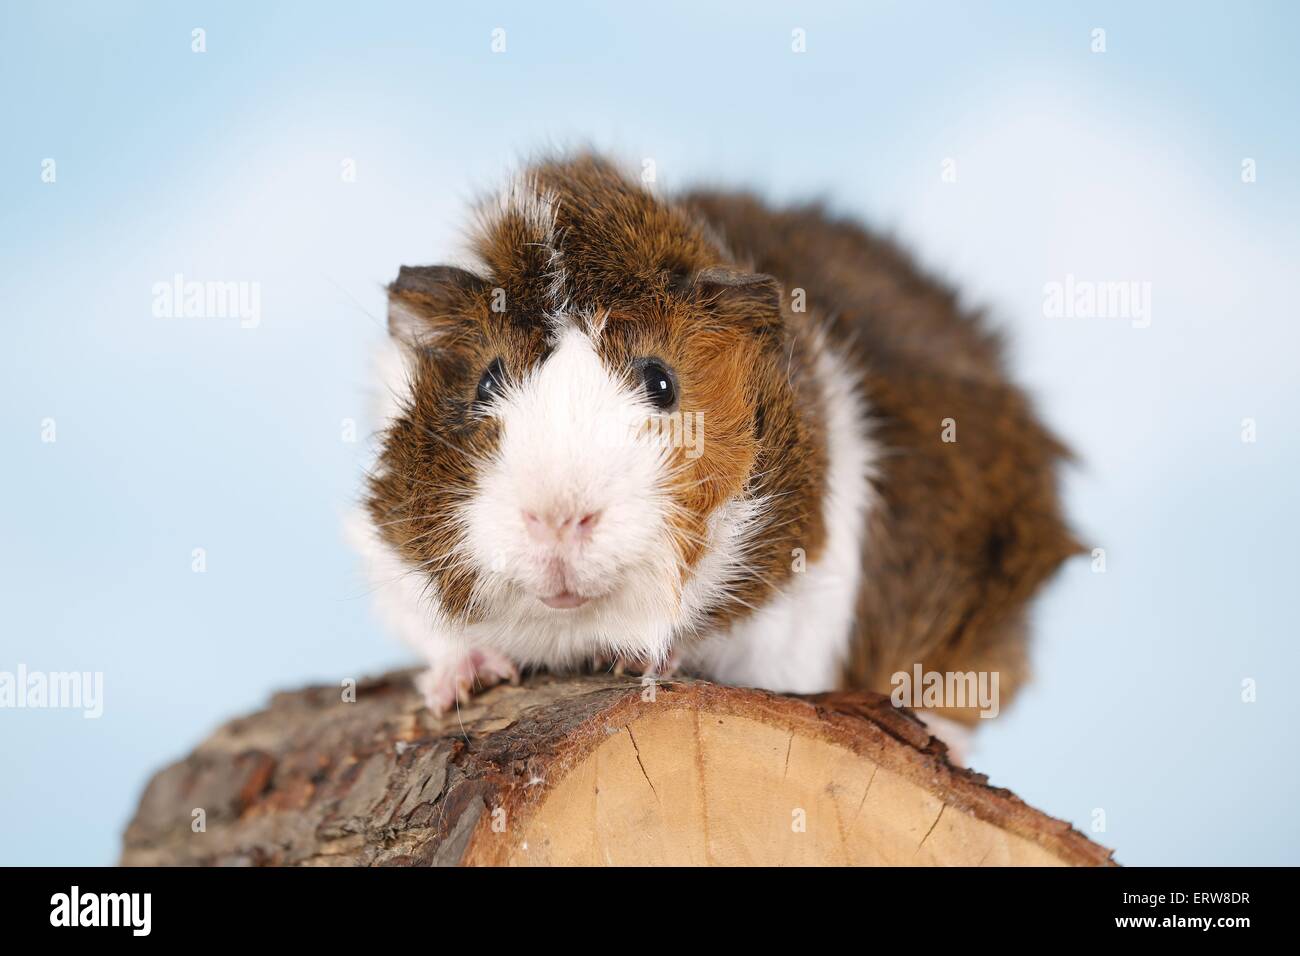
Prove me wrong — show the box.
[120,672,1115,867]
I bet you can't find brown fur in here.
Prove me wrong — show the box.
[369,154,1077,719]
[683,191,1081,719]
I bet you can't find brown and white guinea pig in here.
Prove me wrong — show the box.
[353,153,1079,743]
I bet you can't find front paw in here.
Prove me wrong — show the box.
[416,649,520,716]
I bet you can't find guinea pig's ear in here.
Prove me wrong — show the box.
[387,265,487,349]
[692,267,784,343]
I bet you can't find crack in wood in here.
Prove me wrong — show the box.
[915,804,946,856]
[624,725,660,804]
[692,708,711,865]
[851,765,879,827]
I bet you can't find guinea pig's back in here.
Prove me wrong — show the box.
[681,191,1006,385]
[683,188,1081,714]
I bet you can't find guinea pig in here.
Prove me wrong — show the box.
[353,153,1079,747]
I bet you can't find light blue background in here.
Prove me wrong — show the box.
[2,1,1297,866]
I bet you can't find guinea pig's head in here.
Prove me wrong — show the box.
[367,156,823,666]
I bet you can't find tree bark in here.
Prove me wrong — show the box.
[120,671,1114,866]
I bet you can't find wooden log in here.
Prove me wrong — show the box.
[120,671,1114,866]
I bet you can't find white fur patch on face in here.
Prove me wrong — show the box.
[458,327,685,667]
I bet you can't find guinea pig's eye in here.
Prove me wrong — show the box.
[636,358,678,411]
[475,358,506,407]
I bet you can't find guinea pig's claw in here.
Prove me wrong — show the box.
[454,676,473,706]
[608,649,681,680]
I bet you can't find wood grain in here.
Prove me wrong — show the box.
[120,671,1114,867]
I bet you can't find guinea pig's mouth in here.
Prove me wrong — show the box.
[539,590,590,610]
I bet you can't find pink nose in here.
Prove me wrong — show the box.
[522,509,601,545]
